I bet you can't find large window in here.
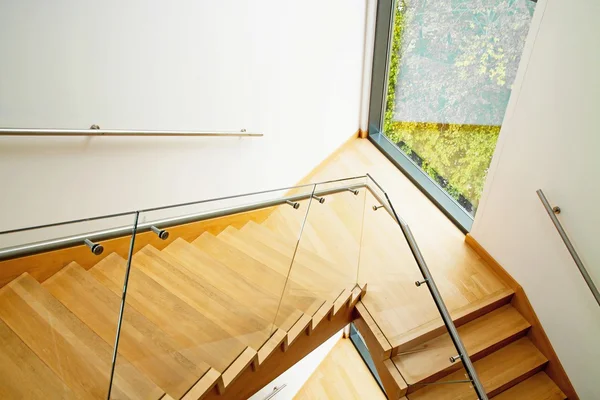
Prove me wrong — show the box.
[369,0,536,231]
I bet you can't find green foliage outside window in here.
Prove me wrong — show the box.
[382,1,502,213]
[385,122,499,210]
[383,2,404,135]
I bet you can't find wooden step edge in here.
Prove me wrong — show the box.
[359,282,367,298]
[478,339,550,398]
[402,327,532,394]
[285,314,312,350]
[181,368,221,400]
[217,347,258,395]
[349,284,365,307]
[489,362,548,398]
[277,309,303,335]
[493,371,567,400]
[332,287,352,315]
[396,307,532,387]
[257,328,287,365]
[391,288,514,355]
[311,300,334,331]
[354,301,393,359]
[383,359,409,398]
[407,338,549,398]
[304,297,328,318]
[352,307,407,399]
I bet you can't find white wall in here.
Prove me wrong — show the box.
[0,0,367,232]
[471,0,600,397]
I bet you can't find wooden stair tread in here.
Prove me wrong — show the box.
[243,221,346,281]
[193,232,288,296]
[265,208,320,253]
[0,273,162,400]
[493,372,566,400]
[217,227,341,301]
[393,304,530,385]
[227,225,350,299]
[390,288,515,352]
[193,232,327,318]
[90,253,247,373]
[297,199,361,267]
[132,244,273,351]
[43,262,209,399]
[409,337,548,399]
[217,226,302,278]
[244,221,356,292]
[226,225,332,282]
[0,318,76,399]
[266,206,343,264]
[162,238,302,332]
[246,219,352,283]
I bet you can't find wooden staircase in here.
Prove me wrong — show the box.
[355,293,568,399]
[0,203,366,400]
[0,178,575,399]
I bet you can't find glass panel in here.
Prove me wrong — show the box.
[360,177,480,398]
[358,180,443,354]
[276,177,368,330]
[381,0,536,217]
[115,185,315,399]
[0,213,139,399]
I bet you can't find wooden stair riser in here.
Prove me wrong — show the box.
[407,338,548,399]
[391,289,514,355]
[395,304,532,388]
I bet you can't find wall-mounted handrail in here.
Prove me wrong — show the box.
[0,128,263,137]
[367,173,488,400]
[537,189,600,307]
[0,181,365,261]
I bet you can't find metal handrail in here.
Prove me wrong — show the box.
[0,175,367,236]
[537,189,600,306]
[0,180,366,261]
[0,128,262,137]
[367,173,488,400]
[0,172,488,398]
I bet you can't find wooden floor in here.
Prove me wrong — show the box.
[302,138,510,350]
[294,338,387,400]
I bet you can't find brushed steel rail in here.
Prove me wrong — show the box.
[0,128,262,137]
[0,182,365,261]
[537,189,600,307]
